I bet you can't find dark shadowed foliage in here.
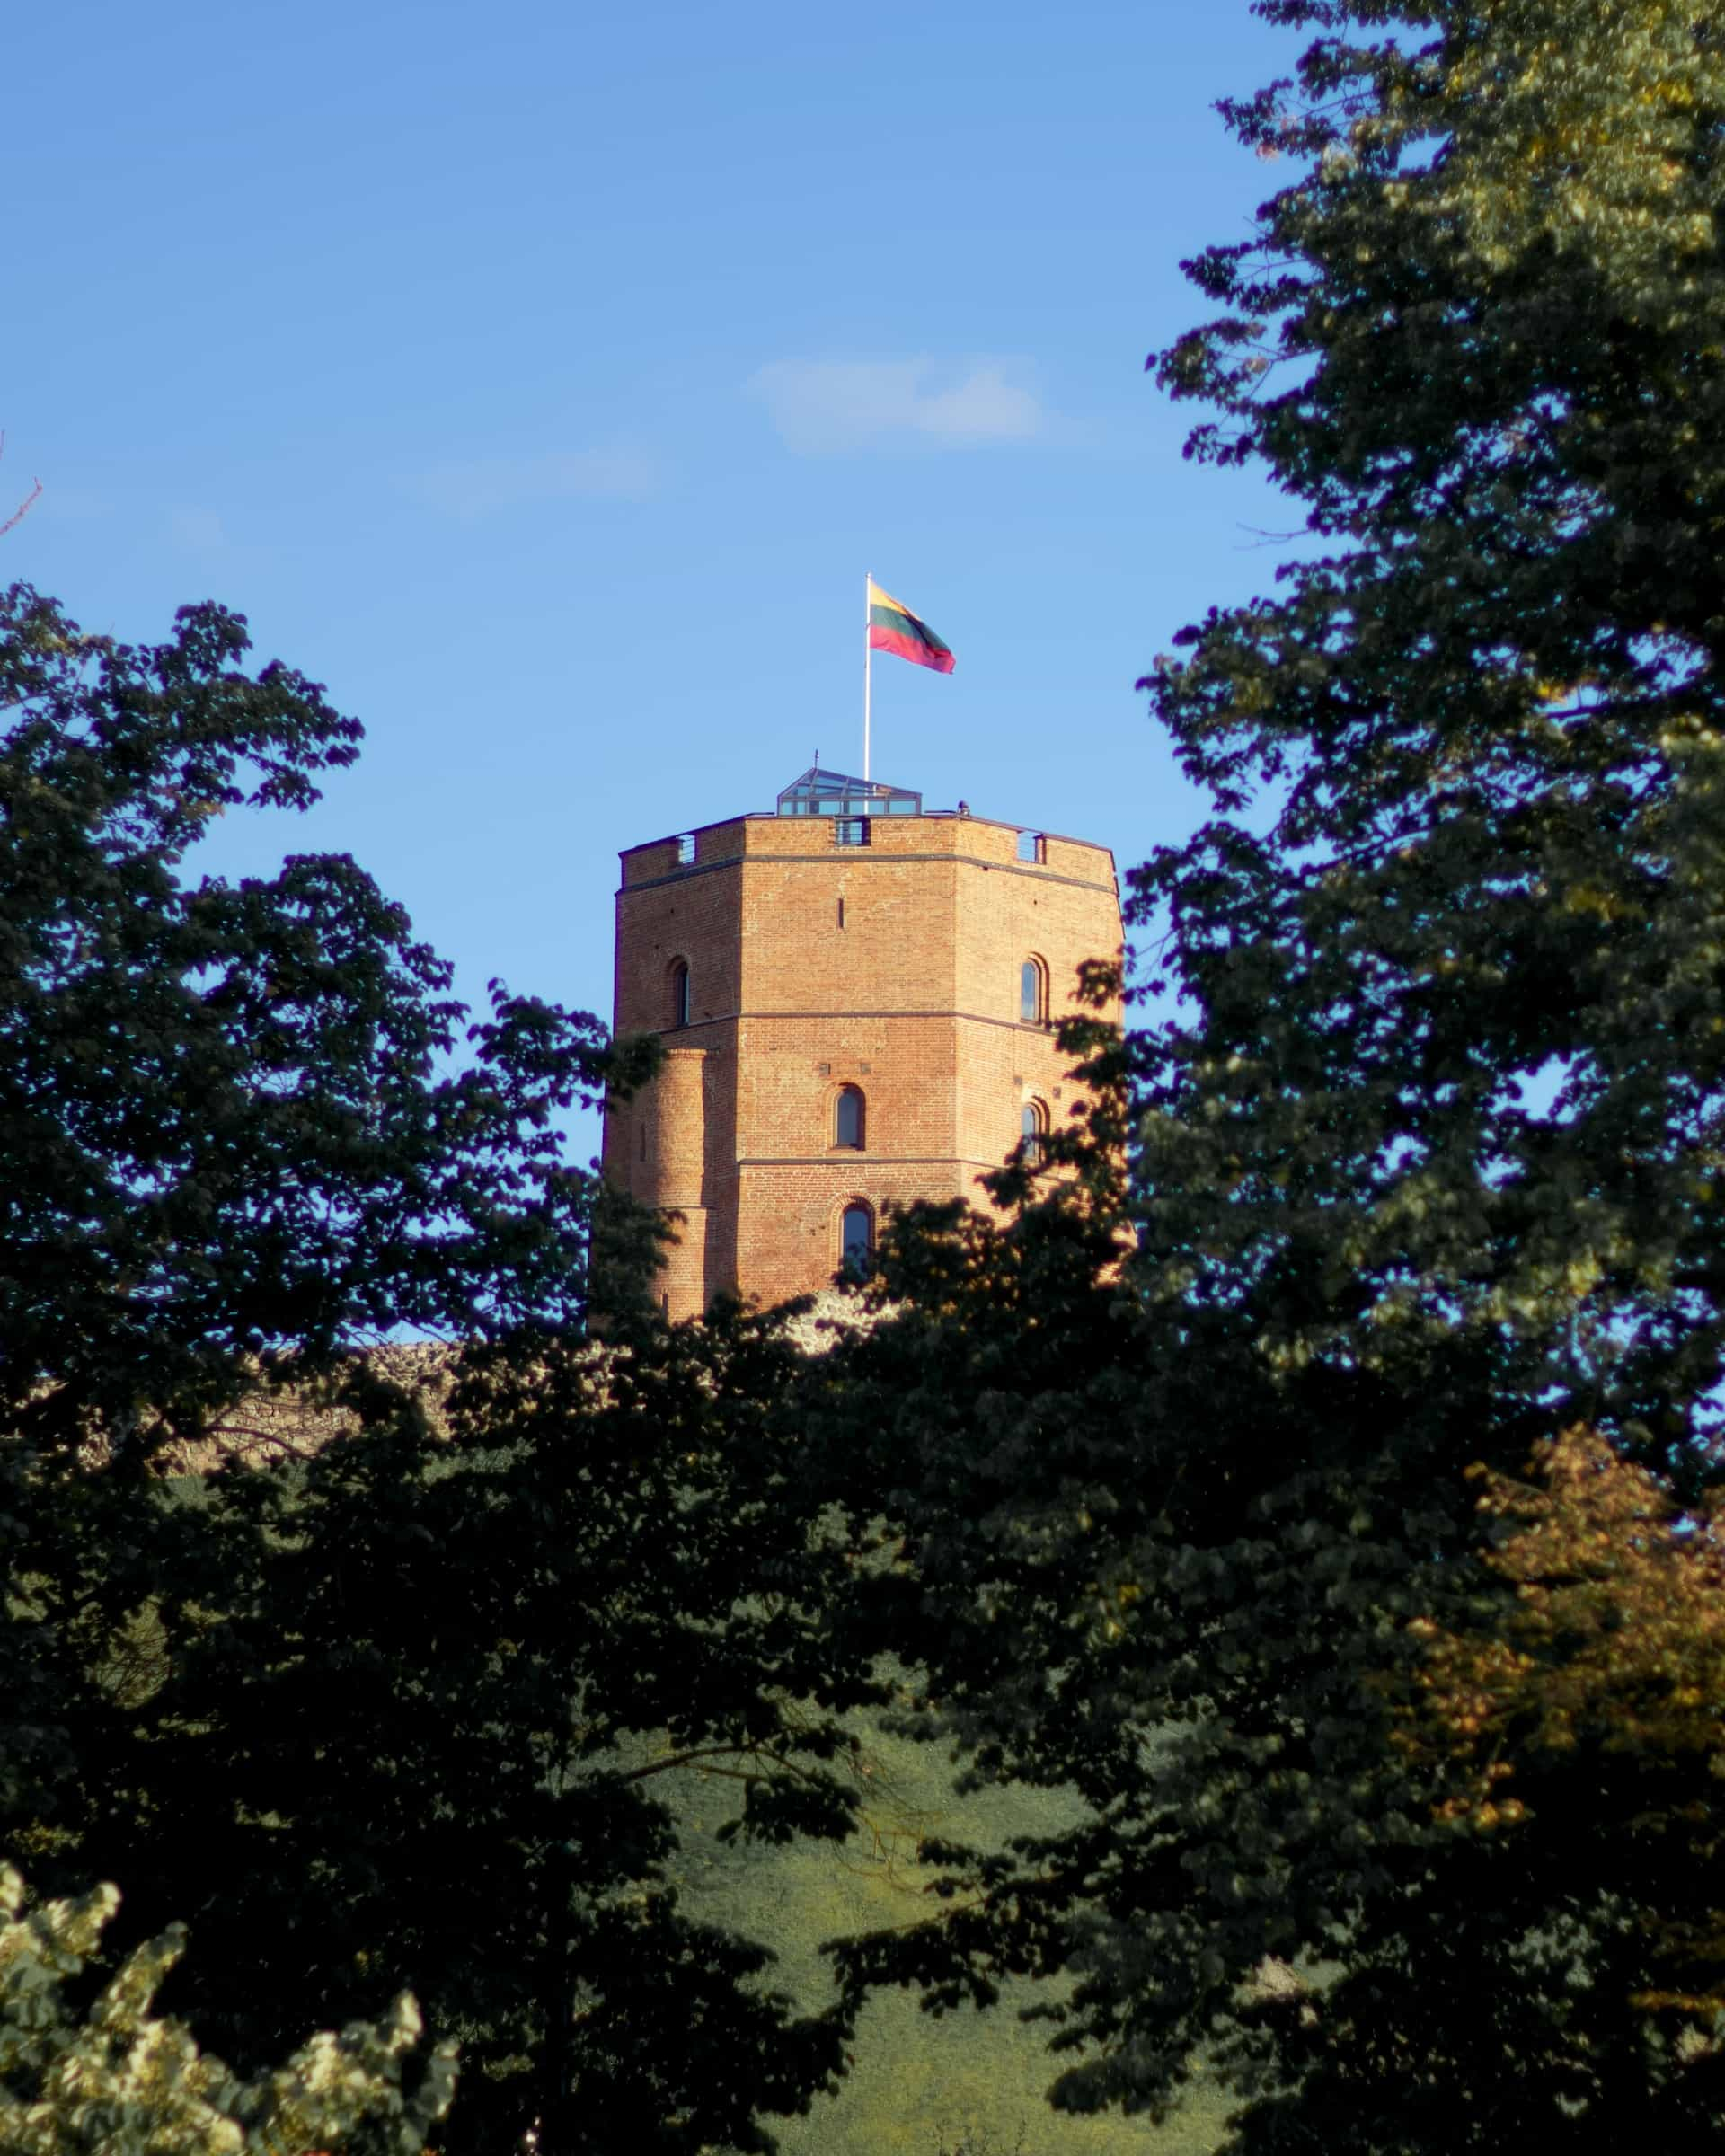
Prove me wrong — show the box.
[799,4,1725,2150]
[0,585,880,2153]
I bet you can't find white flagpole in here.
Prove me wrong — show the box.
[862,571,872,782]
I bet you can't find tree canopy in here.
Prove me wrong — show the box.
[803,3,1725,2150]
[1399,1428,1725,2026]
[0,1866,455,2156]
[25,1305,879,2156]
[0,586,873,2154]
[0,582,652,1460]
[8,1,1724,2145]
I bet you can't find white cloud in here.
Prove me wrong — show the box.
[750,359,1048,454]
[406,443,662,519]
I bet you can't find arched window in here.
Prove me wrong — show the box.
[1021,1097,1049,1166]
[840,1202,874,1277]
[834,1084,865,1150]
[1020,957,1048,1026]
[669,959,690,1029]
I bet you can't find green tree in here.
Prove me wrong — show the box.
[807,3,1725,2149]
[0,586,872,2153]
[0,1865,456,2155]
[31,1303,876,2156]
[0,581,650,1462]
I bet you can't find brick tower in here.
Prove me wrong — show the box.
[602,766,1121,1318]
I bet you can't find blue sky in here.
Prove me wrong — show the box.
[7,0,1305,1154]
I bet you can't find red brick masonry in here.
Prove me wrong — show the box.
[603,804,1122,1317]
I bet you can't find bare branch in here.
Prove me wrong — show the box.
[0,478,41,538]
[0,434,42,536]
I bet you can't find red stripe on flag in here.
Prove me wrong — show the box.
[869,623,956,674]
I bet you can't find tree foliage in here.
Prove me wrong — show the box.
[0,1866,455,2155]
[0,581,651,1460]
[22,1305,878,2156]
[1400,1428,1725,2020]
[0,585,872,2154]
[805,3,1725,2150]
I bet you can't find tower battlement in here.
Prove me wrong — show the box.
[604,771,1121,1316]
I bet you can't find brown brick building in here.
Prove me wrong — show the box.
[602,766,1121,1318]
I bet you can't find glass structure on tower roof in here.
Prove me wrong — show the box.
[775,766,921,818]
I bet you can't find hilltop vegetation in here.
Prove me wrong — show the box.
[0,585,884,2154]
[799,1,1725,2147]
[5,1,1725,2152]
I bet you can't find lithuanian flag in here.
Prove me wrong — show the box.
[868,579,955,674]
